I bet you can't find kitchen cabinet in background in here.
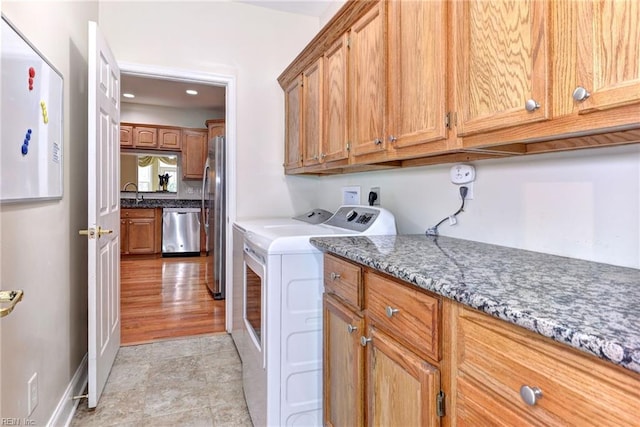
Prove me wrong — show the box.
[158,127,182,150]
[284,76,303,172]
[120,208,161,255]
[302,58,323,168]
[181,129,208,179]
[133,126,158,148]
[206,118,225,141]
[120,124,133,147]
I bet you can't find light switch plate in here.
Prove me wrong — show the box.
[450,164,476,184]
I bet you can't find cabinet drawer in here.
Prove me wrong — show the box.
[121,208,155,219]
[365,271,440,362]
[324,254,362,310]
[456,307,640,426]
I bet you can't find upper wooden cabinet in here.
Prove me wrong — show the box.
[182,129,208,180]
[387,0,448,153]
[279,0,640,174]
[284,77,303,172]
[349,1,386,159]
[302,58,324,167]
[120,124,133,147]
[453,0,551,137]
[206,118,225,141]
[133,126,158,148]
[322,34,350,167]
[158,127,182,150]
[571,0,640,115]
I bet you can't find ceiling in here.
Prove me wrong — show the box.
[121,1,336,112]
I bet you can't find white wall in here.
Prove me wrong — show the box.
[313,144,640,269]
[0,0,98,421]
[98,0,321,219]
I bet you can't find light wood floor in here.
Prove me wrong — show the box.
[120,255,225,345]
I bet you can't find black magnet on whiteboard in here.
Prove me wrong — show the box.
[21,143,28,155]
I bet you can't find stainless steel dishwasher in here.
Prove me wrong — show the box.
[162,207,201,256]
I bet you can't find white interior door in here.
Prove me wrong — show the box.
[86,21,120,409]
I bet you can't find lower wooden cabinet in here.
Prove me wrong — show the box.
[120,208,161,255]
[452,305,640,426]
[323,254,443,427]
[323,295,365,427]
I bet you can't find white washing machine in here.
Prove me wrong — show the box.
[233,206,397,427]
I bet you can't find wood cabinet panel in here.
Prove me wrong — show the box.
[121,208,158,255]
[182,129,207,179]
[302,58,323,167]
[323,34,350,165]
[206,119,225,141]
[454,0,551,136]
[573,0,640,114]
[324,254,362,310]
[133,126,158,148]
[284,77,303,171]
[367,326,441,427]
[323,295,365,427]
[158,127,182,150]
[350,1,386,158]
[387,0,448,152]
[454,305,640,426]
[120,124,133,147]
[365,271,440,362]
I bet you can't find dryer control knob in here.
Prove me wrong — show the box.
[346,210,358,222]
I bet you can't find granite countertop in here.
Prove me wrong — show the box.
[310,235,640,374]
[121,198,202,208]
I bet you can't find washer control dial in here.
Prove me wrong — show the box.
[346,210,358,222]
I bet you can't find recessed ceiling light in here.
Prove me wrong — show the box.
[186,89,198,96]
[123,93,135,98]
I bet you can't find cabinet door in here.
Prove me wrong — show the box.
[302,58,323,167]
[324,295,365,427]
[454,0,551,136]
[120,219,128,254]
[323,35,350,165]
[284,76,303,171]
[120,124,133,147]
[573,0,640,114]
[206,119,225,140]
[367,327,441,427]
[133,126,158,148]
[158,127,182,150]
[387,0,448,152]
[127,218,155,254]
[182,129,207,179]
[350,1,386,158]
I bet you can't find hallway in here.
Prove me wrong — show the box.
[71,334,251,426]
[120,256,225,345]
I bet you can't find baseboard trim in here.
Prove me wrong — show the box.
[47,353,88,427]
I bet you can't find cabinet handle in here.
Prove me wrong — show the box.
[347,324,358,334]
[388,135,397,143]
[330,272,341,280]
[321,153,326,159]
[313,155,318,160]
[524,99,540,112]
[360,336,372,347]
[374,138,383,145]
[385,306,399,318]
[572,86,591,102]
[520,385,543,406]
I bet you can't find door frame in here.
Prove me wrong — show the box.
[118,62,237,331]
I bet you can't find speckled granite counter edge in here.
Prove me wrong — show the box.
[310,238,640,375]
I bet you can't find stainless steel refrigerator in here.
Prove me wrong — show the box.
[201,136,225,299]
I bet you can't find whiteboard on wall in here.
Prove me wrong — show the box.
[1,14,64,203]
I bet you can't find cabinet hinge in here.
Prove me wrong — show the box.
[437,391,445,417]
[445,112,451,129]
[347,37,351,48]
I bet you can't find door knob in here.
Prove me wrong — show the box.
[0,290,24,318]
[79,227,113,239]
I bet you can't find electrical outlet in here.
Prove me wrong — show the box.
[368,187,380,206]
[456,182,474,200]
[28,372,38,415]
[342,186,361,205]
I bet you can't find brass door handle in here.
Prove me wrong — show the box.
[79,227,113,239]
[0,290,24,318]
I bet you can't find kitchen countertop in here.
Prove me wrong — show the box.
[310,235,640,374]
[121,198,202,209]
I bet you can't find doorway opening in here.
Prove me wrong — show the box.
[118,63,236,345]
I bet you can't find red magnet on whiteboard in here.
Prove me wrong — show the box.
[28,67,35,91]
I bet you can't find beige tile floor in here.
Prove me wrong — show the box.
[71,334,253,427]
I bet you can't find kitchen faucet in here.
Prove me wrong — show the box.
[122,181,143,204]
